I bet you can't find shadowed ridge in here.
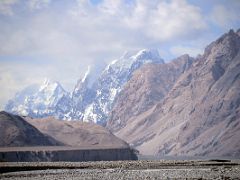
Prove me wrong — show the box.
[0,111,62,147]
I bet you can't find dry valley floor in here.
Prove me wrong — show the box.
[1,160,240,179]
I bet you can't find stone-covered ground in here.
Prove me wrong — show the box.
[1,160,240,179]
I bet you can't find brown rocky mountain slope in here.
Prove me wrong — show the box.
[0,111,61,147]
[107,54,194,132]
[26,117,129,148]
[107,29,240,157]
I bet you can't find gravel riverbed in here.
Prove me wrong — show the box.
[1,160,240,179]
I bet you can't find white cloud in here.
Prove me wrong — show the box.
[0,0,19,15]
[0,0,51,16]
[0,0,208,57]
[122,0,207,41]
[71,0,208,42]
[28,0,51,11]
[98,0,125,15]
[0,64,44,109]
[170,45,203,57]
[0,71,18,109]
[210,4,240,28]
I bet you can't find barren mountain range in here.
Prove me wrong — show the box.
[107,29,240,157]
[2,29,240,157]
[0,111,129,149]
[26,116,128,148]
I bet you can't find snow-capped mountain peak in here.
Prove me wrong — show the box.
[5,79,71,119]
[39,79,63,95]
[78,48,164,124]
[133,49,162,61]
[105,48,164,71]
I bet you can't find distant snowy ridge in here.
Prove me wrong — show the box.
[70,48,164,124]
[5,79,71,119]
[5,49,164,124]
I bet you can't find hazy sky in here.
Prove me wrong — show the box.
[0,0,240,109]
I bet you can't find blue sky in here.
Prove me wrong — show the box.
[0,0,240,109]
